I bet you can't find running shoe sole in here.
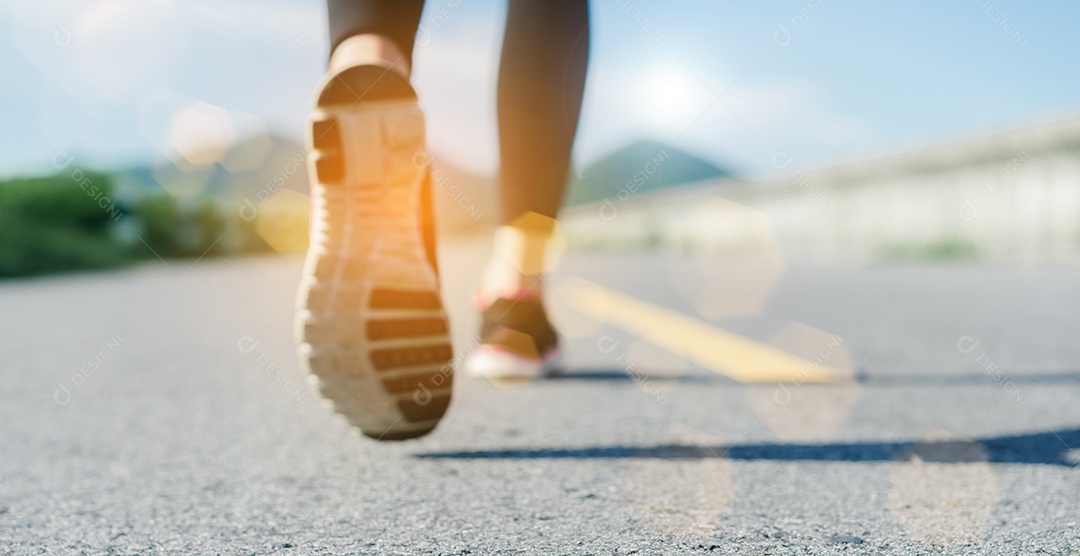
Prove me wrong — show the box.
[462,345,562,380]
[295,65,453,441]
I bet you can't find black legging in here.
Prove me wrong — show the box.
[325,0,590,225]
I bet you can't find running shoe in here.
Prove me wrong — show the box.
[295,62,453,440]
[462,295,561,380]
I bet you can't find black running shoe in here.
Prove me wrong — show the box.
[461,296,561,379]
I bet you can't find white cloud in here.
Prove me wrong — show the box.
[0,0,324,171]
[412,9,503,175]
[575,52,876,177]
[0,0,874,179]
[73,0,184,101]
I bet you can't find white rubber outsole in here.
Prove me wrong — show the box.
[295,74,453,440]
[462,345,562,380]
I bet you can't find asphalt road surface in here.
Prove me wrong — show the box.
[2,242,1079,554]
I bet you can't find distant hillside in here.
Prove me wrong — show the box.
[423,158,499,233]
[109,135,729,234]
[565,139,731,206]
[114,134,309,202]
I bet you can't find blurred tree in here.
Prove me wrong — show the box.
[131,192,184,258]
[0,172,130,277]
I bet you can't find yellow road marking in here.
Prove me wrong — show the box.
[562,278,842,383]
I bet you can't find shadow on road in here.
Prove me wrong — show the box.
[416,428,1080,466]
[554,369,1080,386]
[550,370,722,383]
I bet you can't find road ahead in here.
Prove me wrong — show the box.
[2,242,1079,554]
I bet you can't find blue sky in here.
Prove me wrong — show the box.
[0,0,1077,180]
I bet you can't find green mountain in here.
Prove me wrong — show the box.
[565,139,731,206]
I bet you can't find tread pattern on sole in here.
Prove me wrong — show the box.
[369,288,444,310]
[369,344,453,371]
[366,317,449,340]
[295,67,452,440]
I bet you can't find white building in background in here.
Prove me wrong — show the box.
[562,115,1080,263]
